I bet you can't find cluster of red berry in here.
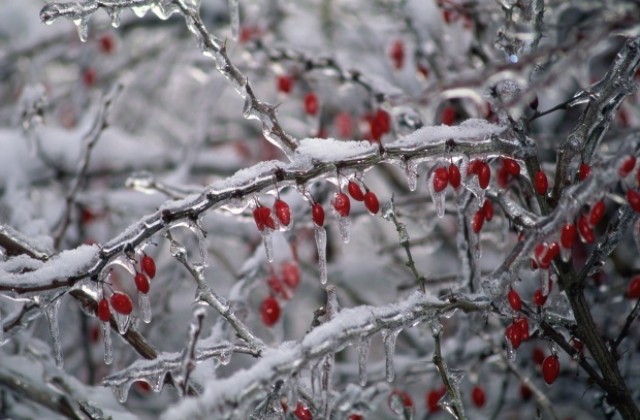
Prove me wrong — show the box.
[97,255,156,322]
[260,261,300,327]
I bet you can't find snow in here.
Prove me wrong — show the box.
[389,119,507,149]
[294,137,379,163]
[0,245,98,290]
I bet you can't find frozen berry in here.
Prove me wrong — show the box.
[589,200,605,226]
[560,223,576,249]
[304,92,319,116]
[508,288,522,311]
[534,170,548,195]
[448,164,461,189]
[433,166,449,193]
[347,181,365,201]
[471,210,485,233]
[477,162,490,189]
[542,355,560,384]
[627,189,640,212]
[293,402,312,420]
[134,272,150,294]
[110,292,133,315]
[471,385,486,408]
[281,261,300,290]
[533,288,547,307]
[390,39,405,70]
[141,255,156,279]
[277,75,293,94]
[260,296,280,327]
[97,298,111,322]
[627,276,640,299]
[482,200,494,222]
[364,191,380,214]
[619,155,636,178]
[312,203,325,227]
[503,157,520,176]
[333,192,351,217]
[578,163,590,181]
[274,199,291,227]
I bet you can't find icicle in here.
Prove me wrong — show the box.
[72,17,89,42]
[107,8,121,27]
[541,271,550,296]
[228,0,240,40]
[114,312,130,335]
[113,380,133,403]
[381,329,400,382]
[505,335,516,361]
[44,298,63,368]
[337,216,351,243]
[357,338,371,386]
[321,355,335,418]
[150,372,165,392]
[310,360,321,396]
[102,321,113,365]
[315,226,328,284]
[406,159,418,191]
[261,230,274,262]
[138,293,152,324]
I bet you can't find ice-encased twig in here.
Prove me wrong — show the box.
[161,292,489,419]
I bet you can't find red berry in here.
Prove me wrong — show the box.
[83,67,97,87]
[482,200,494,222]
[390,39,405,70]
[477,162,490,189]
[627,276,640,299]
[433,167,449,192]
[471,210,485,233]
[364,191,380,214]
[97,298,111,322]
[589,200,605,226]
[110,292,133,315]
[508,288,522,311]
[560,223,576,249]
[304,92,319,116]
[374,109,391,134]
[281,262,300,290]
[277,75,293,94]
[578,163,590,181]
[312,203,325,227]
[532,347,545,365]
[534,170,548,195]
[141,255,156,279]
[467,160,481,175]
[441,106,455,126]
[540,242,559,269]
[253,206,276,231]
[260,296,280,327]
[333,192,351,217]
[515,317,529,341]
[134,272,150,294]
[627,189,640,212]
[347,181,365,201]
[503,158,520,176]
[577,215,595,243]
[348,415,363,420]
[98,33,115,54]
[497,166,509,188]
[533,288,547,307]
[542,355,560,384]
[293,402,312,420]
[505,323,522,349]
[619,155,636,177]
[571,338,584,354]
[426,387,445,413]
[274,199,291,227]
[520,384,533,401]
[335,112,353,138]
[471,385,486,408]
[448,165,461,189]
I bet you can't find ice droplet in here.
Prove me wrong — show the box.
[44,298,63,368]
[337,216,351,244]
[357,338,371,386]
[381,329,400,382]
[113,380,132,403]
[219,348,232,365]
[315,226,328,284]
[114,312,130,335]
[560,246,572,263]
[73,17,89,43]
[261,230,274,262]
[138,293,152,324]
[406,160,418,191]
[40,4,60,25]
[107,8,121,27]
[102,321,113,365]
